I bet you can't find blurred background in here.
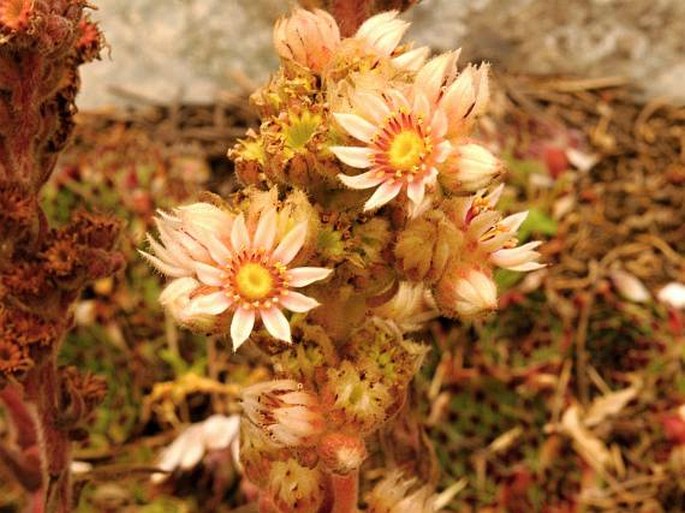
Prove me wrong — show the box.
[79,0,685,109]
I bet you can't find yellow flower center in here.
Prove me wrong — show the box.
[388,130,425,172]
[235,262,274,301]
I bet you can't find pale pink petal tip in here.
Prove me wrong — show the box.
[231,307,256,350]
[338,171,385,190]
[280,291,321,313]
[260,307,292,343]
[364,181,402,211]
[287,267,333,287]
[330,146,374,169]
[272,222,308,265]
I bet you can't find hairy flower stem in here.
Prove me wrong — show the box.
[0,441,42,492]
[23,354,72,513]
[330,470,360,513]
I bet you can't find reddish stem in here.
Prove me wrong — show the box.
[0,386,38,448]
[330,470,360,513]
[23,354,71,513]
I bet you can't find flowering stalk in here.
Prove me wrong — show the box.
[147,5,545,512]
[0,2,119,512]
[330,471,360,513]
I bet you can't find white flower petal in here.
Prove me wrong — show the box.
[155,209,182,228]
[333,113,376,143]
[145,233,185,269]
[230,214,250,251]
[370,19,409,56]
[406,179,426,207]
[138,250,189,278]
[454,269,497,316]
[174,230,210,262]
[194,262,225,287]
[353,91,390,124]
[260,306,292,343]
[159,277,200,309]
[440,66,476,120]
[155,219,196,269]
[203,414,241,451]
[280,291,321,313]
[176,202,234,233]
[230,307,256,350]
[272,222,307,265]
[411,90,431,119]
[203,233,233,266]
[179,428,206,470]
[483,183,505,208]
[253,208,277,250]
[287,267,333,287]
[506,261,547,272]
[186,291,232,316]
[415,51,458,105]
[355,11,398,40]
[385,89,410,110]
[431,111,449,140]
[364,181,402,211]
[356,12,406,56]
[338,170,385,190]
[500,211,529,233]
[392,46,430,72]
[330,146,374,169]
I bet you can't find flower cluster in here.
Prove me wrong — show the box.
[145,6,545,512]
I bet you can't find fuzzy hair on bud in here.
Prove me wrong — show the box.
[317,432,367,474]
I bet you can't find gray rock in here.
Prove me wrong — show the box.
[78,0,685,109]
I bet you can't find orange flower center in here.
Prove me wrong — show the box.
[372,110,433,180]
[388,130,426,172]
[225,251,289,308]
[235,263,274,301]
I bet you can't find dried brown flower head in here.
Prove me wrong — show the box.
[0,339,32,376]
[61,366,108,417]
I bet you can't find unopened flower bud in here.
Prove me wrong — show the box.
[490,241,545,272]
[441,63,490,138]
[373,281,438,333]
[317,432,367,474]
[435,267,497,318]
[241,380,325,447]
[322,360,392,434]
[267,458,326,513]
[273,8,340,74]
[367,470,441,513]
[394,211,462,284]
[159,277,217,332]
[440,143,502,193]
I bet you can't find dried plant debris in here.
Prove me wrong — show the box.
[419,75,685,512]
